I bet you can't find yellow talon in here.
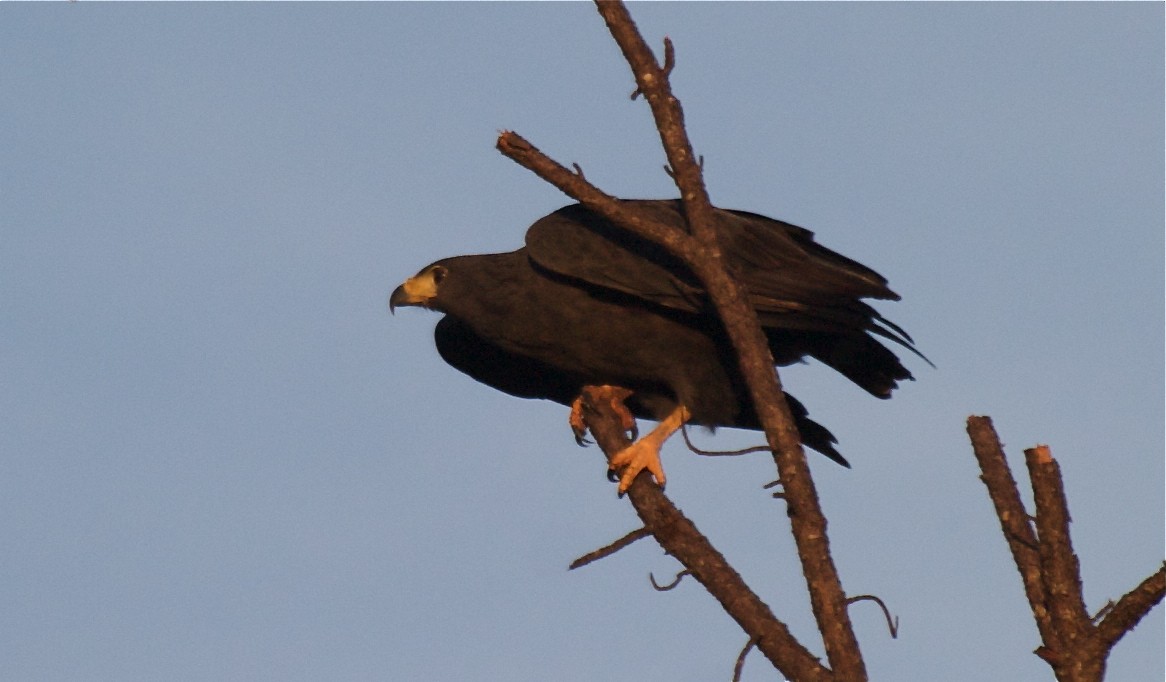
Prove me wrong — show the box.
[608,405,689,494]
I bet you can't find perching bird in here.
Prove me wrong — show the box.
[390,200,923,493]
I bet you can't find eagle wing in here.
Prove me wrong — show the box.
[434,315,583,404]
[527,201,913,336]
[524,201,707,312]
[524,200,925,397]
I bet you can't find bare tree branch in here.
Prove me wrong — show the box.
[498,4,869,677]
[579,386,830,682]
[1096,564,1165,651]
[495,132,697,260]
[966,417,1165,681]
[569,527,652,571]
[592,3,866,677]
[966,417,1054,640]
[1025,444,1095,672]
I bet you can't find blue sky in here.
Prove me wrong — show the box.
[2,4,1162,681]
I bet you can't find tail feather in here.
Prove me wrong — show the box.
[784,392,848,467]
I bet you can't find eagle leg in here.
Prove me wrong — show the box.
[609,405,690,495]
[571,385,637,446]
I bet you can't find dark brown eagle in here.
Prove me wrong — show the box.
[390,200,922,493]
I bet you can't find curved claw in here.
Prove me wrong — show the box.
[569,396,590,447]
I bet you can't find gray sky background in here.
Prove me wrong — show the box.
[2,4,1162,681]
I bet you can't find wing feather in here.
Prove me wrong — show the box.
[524,202,705,311]
[523,200,925,396]
[526,200,905,332]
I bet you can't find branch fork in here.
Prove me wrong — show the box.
[967,416,1164,681]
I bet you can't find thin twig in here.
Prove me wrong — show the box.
[733,636,759,682]
[846,594,899,639]
[569,527,652,570]
[680,423,771,457]
[650,569,691,591]
[630,37,674,100]
[1005,528,1041,553]
[764,479,787,500]
[1090,601,1115,624]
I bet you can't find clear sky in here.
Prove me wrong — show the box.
[2,4,1162,681]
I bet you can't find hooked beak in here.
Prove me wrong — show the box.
[388,284,409,314]
[390,265,444,314]
[389,274,436,314]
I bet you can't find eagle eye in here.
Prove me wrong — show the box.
[431,266,448,285]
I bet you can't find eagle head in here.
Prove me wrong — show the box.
[389,263,449,313]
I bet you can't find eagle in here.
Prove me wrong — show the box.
[390,200,922,493]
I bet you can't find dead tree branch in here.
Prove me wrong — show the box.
[590,4,865,677]
[1025,444,1095,672]
[1096,565,1165,650]
[495,132,697,260]
[498,3,867,677]
[569,527,652,571]
[966,416,1165,682]
[967,416,1054,643]
[580,386,830,682]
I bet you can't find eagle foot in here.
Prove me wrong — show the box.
[609,438,667,495]
[572,386,637,445]
[607,404,690,495]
